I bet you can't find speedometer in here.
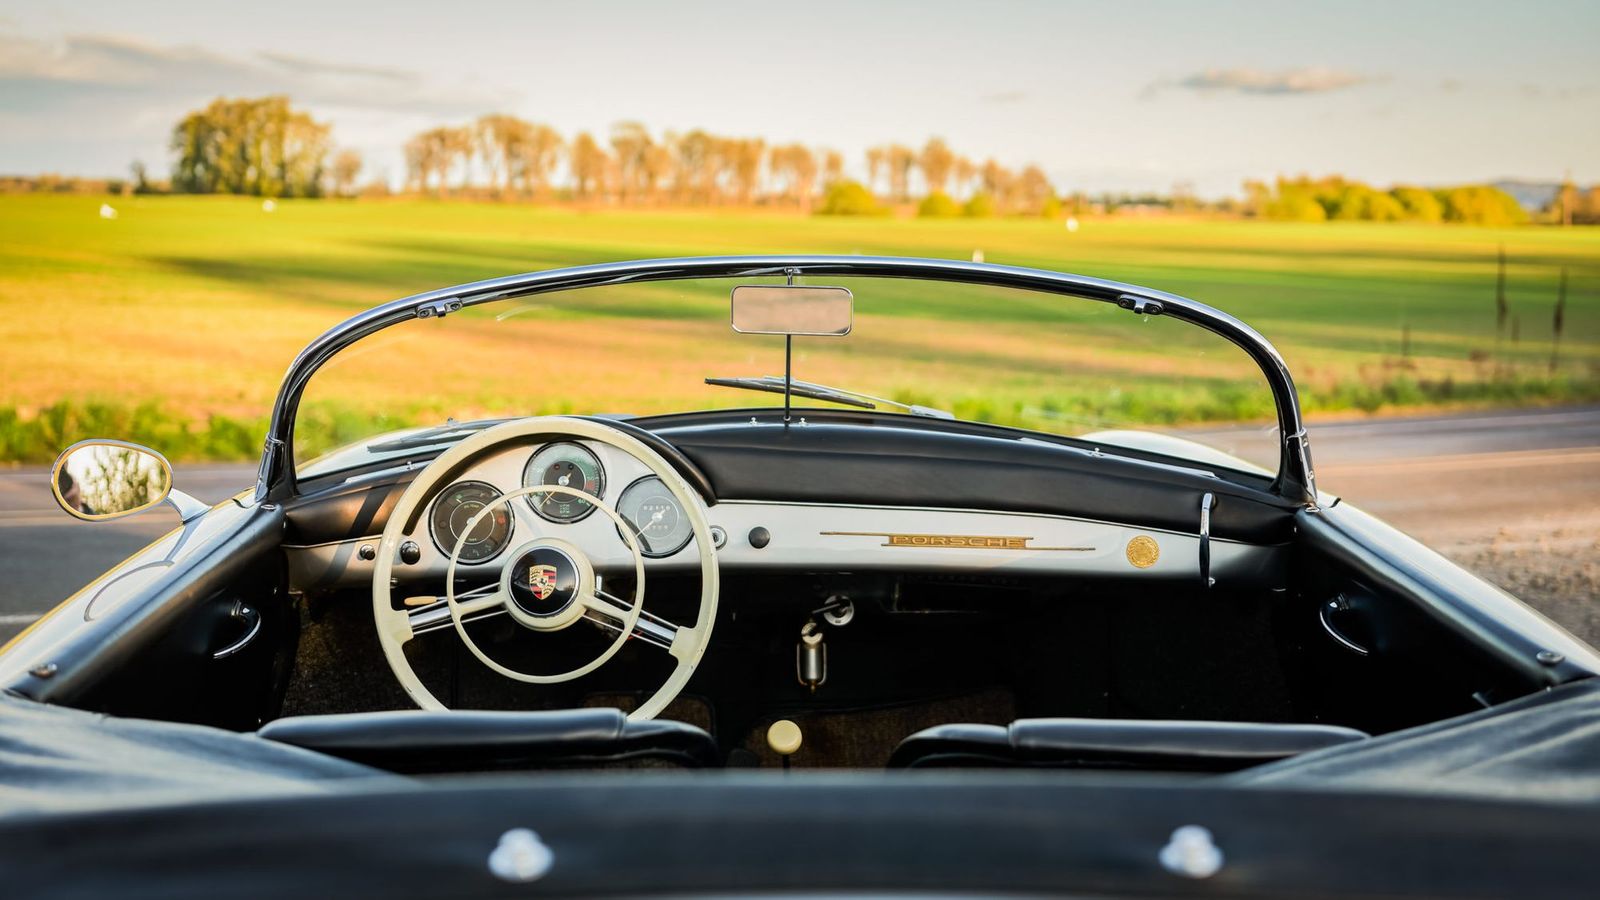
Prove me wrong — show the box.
[523,442,606,523]
[616,476,693,558]
[428,481,513,563]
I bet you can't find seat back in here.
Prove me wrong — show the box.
[889,717,1369,771]
[259,708,719,772]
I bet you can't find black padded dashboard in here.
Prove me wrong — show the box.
[285,409,1295,546]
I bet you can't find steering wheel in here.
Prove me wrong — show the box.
[373,416,719,720]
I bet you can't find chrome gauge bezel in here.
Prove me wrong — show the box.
[615,475,694,558]
[522,441,606,524]
[426,480,515,565]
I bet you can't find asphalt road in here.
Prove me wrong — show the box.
[2,405,1598,645]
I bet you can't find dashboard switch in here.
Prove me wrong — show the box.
[748,526,771,549]
[399,541,421,565]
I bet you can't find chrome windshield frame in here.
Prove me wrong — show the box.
[255,256,1316,507]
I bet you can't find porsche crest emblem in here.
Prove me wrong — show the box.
[527,564,560,601]
[1125,535,1160,569]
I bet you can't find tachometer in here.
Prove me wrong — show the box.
[616,476,693,558]
[428,481,513,563]
[523,442,606,523]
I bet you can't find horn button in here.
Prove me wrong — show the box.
[499,540,592,630]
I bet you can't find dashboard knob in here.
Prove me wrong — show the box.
[399,541,421,565]
[748,526,771,549]
[358,543,376,561]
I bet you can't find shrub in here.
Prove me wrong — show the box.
[917,191,960,218]
[816,180,883,216]
[1391,186,1443,222]
[962,192,996,218]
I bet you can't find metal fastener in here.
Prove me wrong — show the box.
[487,828,553,883]
[1537,650,1565,666]
[29,662,57,679]
[1159,825,1223,879]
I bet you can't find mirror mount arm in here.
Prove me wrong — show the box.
[783,267,799,426]
[164,489,210,523]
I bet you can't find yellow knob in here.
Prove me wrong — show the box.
[766,719,803,756]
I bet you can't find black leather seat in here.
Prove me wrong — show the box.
[889,717,1370,772]
[258,708,719,772]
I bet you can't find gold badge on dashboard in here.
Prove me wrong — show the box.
[1125,535,1160,568]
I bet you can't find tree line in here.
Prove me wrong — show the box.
[123,94,1599,224]
[1243,176,1545,226]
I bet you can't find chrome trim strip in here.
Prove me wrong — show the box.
[257,256,1315,507]
[1318,598,1369,657]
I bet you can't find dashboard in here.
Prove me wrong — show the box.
[282,413,1295,593]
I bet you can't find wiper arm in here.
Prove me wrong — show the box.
[705,376,953,418]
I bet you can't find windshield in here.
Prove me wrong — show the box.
[293,275,1274,478]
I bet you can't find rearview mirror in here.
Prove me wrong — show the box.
[51,440,174,521]
[730,285,853,336]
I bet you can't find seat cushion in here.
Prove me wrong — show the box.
[889,717,1370,771]
[258,708,718,772]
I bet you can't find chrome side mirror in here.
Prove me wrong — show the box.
[51,440,203,522]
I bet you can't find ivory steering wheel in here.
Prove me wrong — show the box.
[373,416,719,720]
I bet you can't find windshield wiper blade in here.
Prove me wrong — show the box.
[705,376,954,418]
[705,376,874,409]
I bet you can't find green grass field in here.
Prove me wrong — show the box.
[2,194,1597,463]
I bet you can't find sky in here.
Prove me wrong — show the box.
[1,0,1596,197]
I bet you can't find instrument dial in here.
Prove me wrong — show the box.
[616,476,693,558]
[428,481,513,563]
[523,442,606,523]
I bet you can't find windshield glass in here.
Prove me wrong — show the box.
[293,275,1275,477]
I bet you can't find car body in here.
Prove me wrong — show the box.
[4,256,1600,897]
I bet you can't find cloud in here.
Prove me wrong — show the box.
[1518,83,1595,101]
[254,53,417,84]
[1146,67,1372,98]
[0,32,513,116]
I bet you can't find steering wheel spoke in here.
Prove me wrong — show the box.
[582,589,682,654]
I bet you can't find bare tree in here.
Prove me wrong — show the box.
[980,158,1013,210]
[610,121,654,204]
[865,146,886,196]
[475,114,529,196]
[821,149,844,186]
[769,143,818,208]
[885,144,915,202]
[569,132,609,201]
[951,156,976,199]
[671,130,719,204]
[1015,164,1054,214]
[918,137,955,195]
[727,138,766,205]
[511,123,564,198]
[330,149,362,197]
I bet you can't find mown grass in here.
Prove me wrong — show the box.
[1,195,1596,463]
